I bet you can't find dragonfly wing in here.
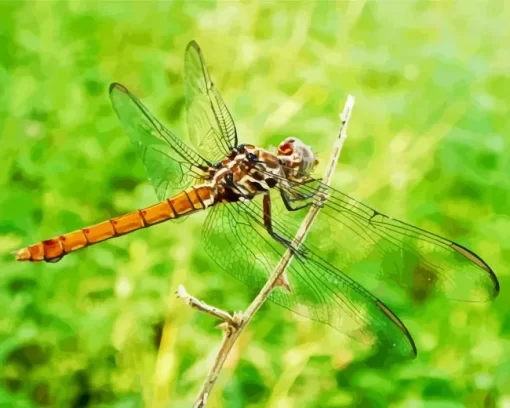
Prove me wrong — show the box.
[202,201,274,290]
[184,41,238,162]
[110,83,210,201]
[202,194,416,358]
[277,178,500,302]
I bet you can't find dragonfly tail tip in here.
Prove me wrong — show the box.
[12,247,31,262]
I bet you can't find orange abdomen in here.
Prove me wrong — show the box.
[14,186,213,263]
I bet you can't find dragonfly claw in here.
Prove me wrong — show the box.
[312,191,329,208]
[272,232,307,257]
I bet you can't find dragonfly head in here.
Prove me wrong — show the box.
[278,137,319,178]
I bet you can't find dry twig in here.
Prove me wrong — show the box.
[186,95,355,407]
[176,285,239,328]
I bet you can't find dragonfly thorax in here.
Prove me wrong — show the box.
[208,144,285,203]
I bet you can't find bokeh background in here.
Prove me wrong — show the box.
[1,1,509,407]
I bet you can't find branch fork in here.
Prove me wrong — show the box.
[171,95,355,407]
[175,285,241,331]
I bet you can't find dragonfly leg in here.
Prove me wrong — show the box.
[280,178,325,211]
[263,194,306,259]
[281,189,312,211]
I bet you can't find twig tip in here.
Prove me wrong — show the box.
[176,285,188,299]
[340,95,355,122]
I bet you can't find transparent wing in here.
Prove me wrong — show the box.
[109,83,210,200]
[275,177,500,303]
[202,194,417,358]
[184,41,238,162]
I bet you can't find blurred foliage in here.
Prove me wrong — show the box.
[1,1,509,407]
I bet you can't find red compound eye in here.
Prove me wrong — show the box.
[278,141,293,155]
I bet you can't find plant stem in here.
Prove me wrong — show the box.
[193,95,355,407]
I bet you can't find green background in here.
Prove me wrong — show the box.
[1,1,508,407]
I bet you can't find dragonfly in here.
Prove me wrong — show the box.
[15,41,499,358]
